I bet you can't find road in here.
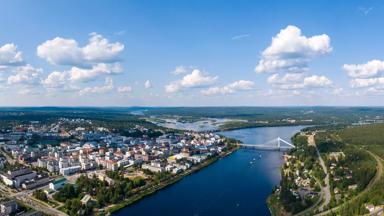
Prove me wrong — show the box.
[14,193,68,216]
[294,176,324,216]
[0,169,67,215]
[0,182,67,216]
[0,144,67,215]
[315,150,383,216]
[294,133,330,216]
[315,146,331,212]
[308,133,331,212]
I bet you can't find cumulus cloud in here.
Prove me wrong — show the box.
[0,43,24,66]
[267,73,304,85]
[343,60,384,78]
[171,65,189,75]
[255,25,332,74]
[165,69,217,93]
[303,75,332,88]
[350,77,384,88]
[41,63,122,90]
[69,63,122,82]
[201,80,254,95]
[267,73,305,89]
[117,85,132,94]
[344,59,384,93]
[79,77,114,95]
[7,65,42,85]
[0,43,43,92]
[144,80,152,89]
[37,33,124,67]
[41,71,70,89]
[267,73,332,89]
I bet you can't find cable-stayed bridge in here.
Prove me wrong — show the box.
[238,137,295,151]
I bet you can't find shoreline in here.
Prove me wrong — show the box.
[106,146,240,214]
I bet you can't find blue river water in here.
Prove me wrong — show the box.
[114,125,306,216]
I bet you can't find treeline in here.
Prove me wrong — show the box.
[145,107,384,125]
[315,132,344,153]
[337,123,384,146]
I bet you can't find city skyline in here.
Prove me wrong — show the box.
[1,0,384,106]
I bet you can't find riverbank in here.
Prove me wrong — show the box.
[219,122,315,132]
[106,145,240,214]
[266,130,323,216]
[268,125,384,216]
[267,193,290,216]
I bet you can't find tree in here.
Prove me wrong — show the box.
[54,184,78,202]
[33,189,47,201]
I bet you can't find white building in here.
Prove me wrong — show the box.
[60,166,81,176]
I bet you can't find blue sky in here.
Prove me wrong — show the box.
[0,0,384,106]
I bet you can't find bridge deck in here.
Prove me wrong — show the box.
[236,137,295,151]
[238,144,294,151]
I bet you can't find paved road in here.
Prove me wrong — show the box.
[315,150,383,216]
[15,193,68,216]
[307,133,331,212]
[316,146,331,212]
[294,134,326,216]
[0,183,67,216]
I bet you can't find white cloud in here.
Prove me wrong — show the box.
[202,80,254,95]
[41,63,122,90]
[255,25,332,74]
[343,60,384,78]
[267,73,332,89]
[37,33,124,67]
[344,60,384,93]
[165,69,217,93]
[79,77,114,95]
[366,87,384,95]
[171,65,188,75]
[267,73,303,84]
[165,83,180,93]
[0,43,24,66]
[330,87,344,95]
[7,65,42,85]
[350,77,384,88]
[231,34,251,40]
[117,85,132,94]
[41,71,70,89]
[303,75,332,87]
[267,73,304,89]
[17,88,41,96]
[69,63,122,82]
[144,80,152,89]
[37,37,82,66]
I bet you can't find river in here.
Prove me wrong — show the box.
[114,125,306,216]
